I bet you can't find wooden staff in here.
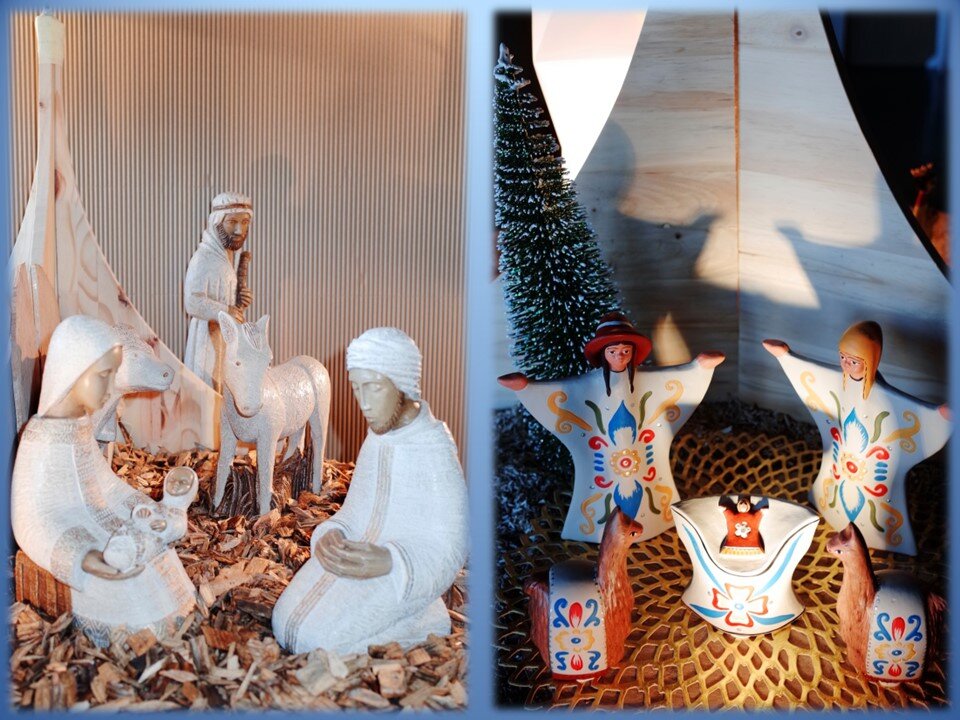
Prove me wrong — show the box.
[236,250,252,322]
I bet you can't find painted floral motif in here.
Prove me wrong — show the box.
[709,584,769,628]
[610,448,642,478]
[552,598,603,674]
[683,523,805,633]
[734,522,751,539]
[871,613,923,679]
[825,408,901,544]
[583,397,671,525]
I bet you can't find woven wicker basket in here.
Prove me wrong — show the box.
[496,428,947,709]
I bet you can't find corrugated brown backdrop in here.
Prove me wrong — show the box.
[8,12,466,461]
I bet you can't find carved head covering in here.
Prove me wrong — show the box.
[207,191,253,233]
[838,320,883,400]
[346,327,422,401]
[583,311,652,368]
[37,315,121,416]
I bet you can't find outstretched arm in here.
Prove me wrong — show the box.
[762,339,790,357]
[696,351,726,369]
[762,340,843,428]
[637,352,725,432]
[497,372,528,391]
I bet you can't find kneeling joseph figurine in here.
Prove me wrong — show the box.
[272,327,468,654]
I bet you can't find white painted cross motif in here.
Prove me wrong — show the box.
[216,312,331,516]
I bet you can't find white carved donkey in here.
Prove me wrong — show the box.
[93,324,174,459]
[215,312,331,516]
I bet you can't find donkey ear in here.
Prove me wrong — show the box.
[256,314,270,339]
[218,311,239,345]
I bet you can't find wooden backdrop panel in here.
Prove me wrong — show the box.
[9,12,466,460]
[737,11,949,415]
[573,12,738,397]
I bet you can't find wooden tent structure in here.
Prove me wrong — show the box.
[9,14,219,451]
[495,10,949,416]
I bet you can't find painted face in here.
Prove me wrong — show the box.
[603,343,634,373]
[72,346,122,414]
[839,351,866,381]
[216,211,252,251]
[737,499,751,513]
[349,368,405,434]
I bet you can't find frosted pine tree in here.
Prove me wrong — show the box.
[494,43,619,381]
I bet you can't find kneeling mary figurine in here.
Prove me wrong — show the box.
[11,315,198,646]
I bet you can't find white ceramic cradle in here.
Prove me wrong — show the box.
[672,495,819,635]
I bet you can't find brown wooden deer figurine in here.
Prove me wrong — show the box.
[827,522,945,684]
[524,507,643,680]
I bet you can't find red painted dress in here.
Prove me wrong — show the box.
[719,497,767,556]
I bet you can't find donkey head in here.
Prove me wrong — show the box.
[113,324,173,393]
[218,312,272,417]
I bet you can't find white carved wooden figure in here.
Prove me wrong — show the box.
[11,315,198,647]
[183,192,254,390]
[272,327,468,654]
[500,313,724,543]
[215,312,331,516]
[92,324,173,456]
[673,495,819,635]
[764,321,950,555]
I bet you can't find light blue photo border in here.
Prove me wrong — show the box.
[1,0,957,717]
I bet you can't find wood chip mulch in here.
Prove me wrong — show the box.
[9,444,468,711]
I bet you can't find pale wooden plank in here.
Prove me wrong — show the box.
[737,11,949,418]
[576,11,739,399]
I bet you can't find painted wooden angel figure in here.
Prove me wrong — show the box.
[764,321,950,555]
[11,315,197,646]
[183,191,254,390]
[499,312,725,543]
[272,328,467,654]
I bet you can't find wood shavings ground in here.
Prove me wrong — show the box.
[9,445,468,711]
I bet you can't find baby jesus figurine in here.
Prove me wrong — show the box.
[718,494,768,557]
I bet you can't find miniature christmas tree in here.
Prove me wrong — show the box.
[494,43,619,381]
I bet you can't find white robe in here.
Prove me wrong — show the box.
[272,402,468,654]
[183,230,237,387]
[515,359,718,543]
[11,415,196,646]
[773,351,950,555]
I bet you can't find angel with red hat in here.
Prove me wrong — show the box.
[499,311,724,543]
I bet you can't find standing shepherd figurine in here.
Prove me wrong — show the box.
[214,312,331,516]
[183,192,254,391]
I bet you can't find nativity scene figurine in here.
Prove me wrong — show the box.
[499,312,724,543]
[272,327,467,655]
[11,315,198,647]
